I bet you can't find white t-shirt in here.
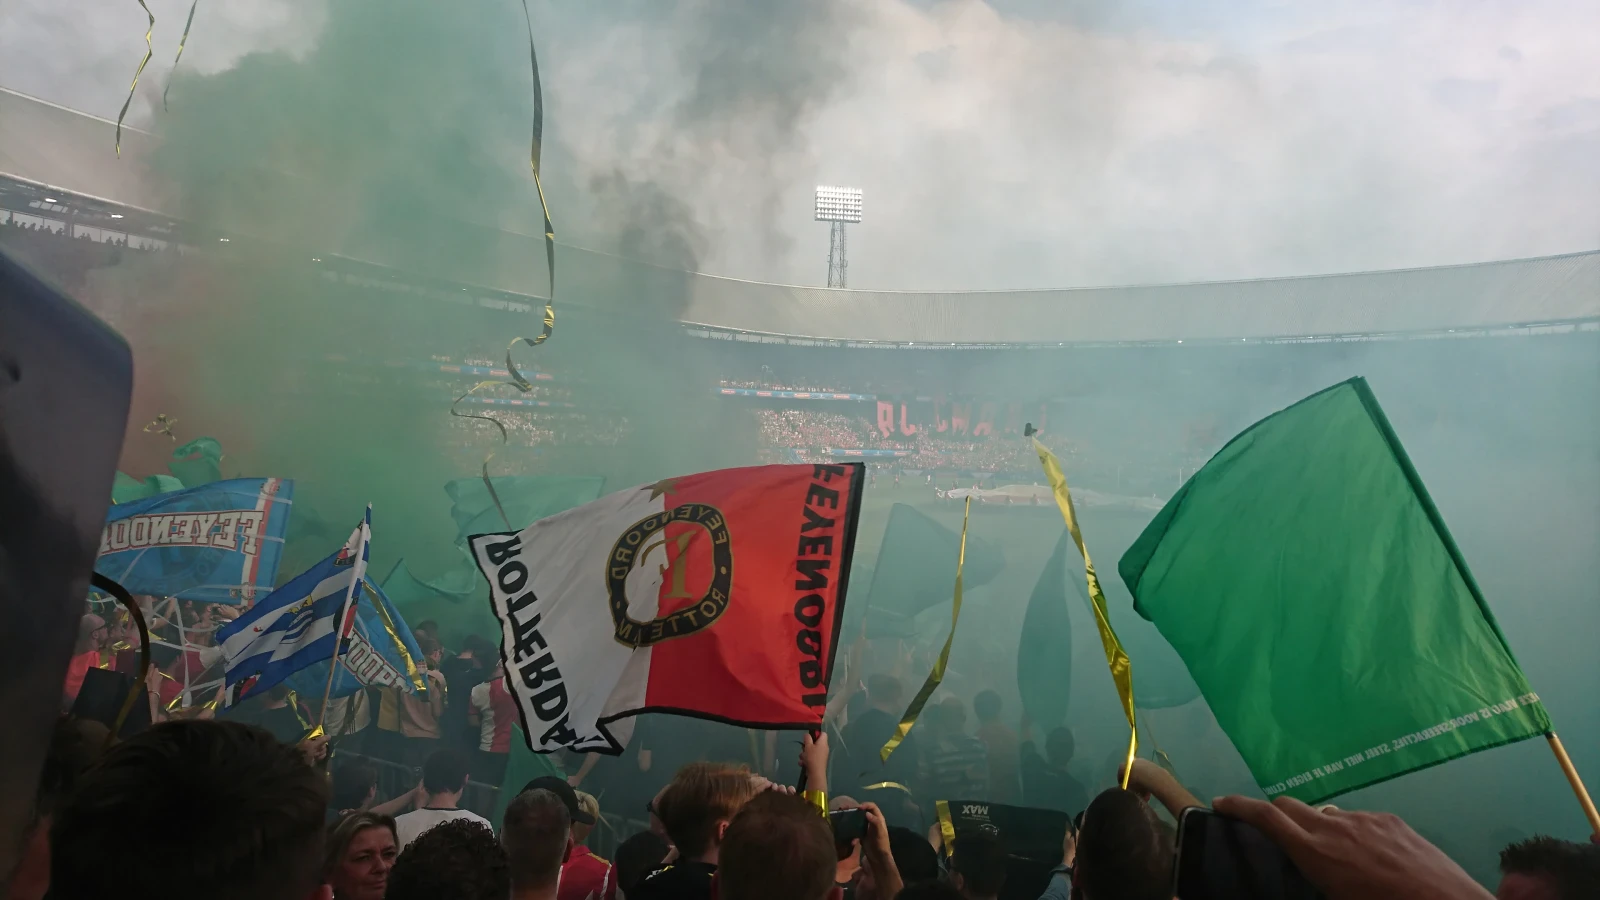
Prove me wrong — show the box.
[393,807,492,849]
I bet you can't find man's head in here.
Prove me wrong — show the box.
[76,613,106,653]
[1497,835,1600,900]
[330,761,380,812]
[265,682,292,707]
[866,673,903,710]
[51,720,329,900]
[386,819,508,900]
[1072,788,1174,900]
[413,620,440,643]
[1045,727,1076,769]
[416,635,443,669]
[518,775,596,829]
[654,762,762,861]
[950,832,1008,900]
[460,633,495,662]
[615,830,670,894]
[717,790,839,900]
[973,690,1003,724]
[501,788,572,893]
[421,747,470,796]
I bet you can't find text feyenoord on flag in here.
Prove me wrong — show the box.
[470,464,865,753]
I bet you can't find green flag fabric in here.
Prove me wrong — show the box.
[1119,378,1550,803]
[168,436,223,487]
[864,503,1004,638]
[1017,531,1073,731]
[491,723,566,826]
[444,475,605,543]
[382,555,484,607]
[110,471,185,504]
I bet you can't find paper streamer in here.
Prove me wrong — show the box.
[115,0,156,157]
[880,496,971,763]
[1026,424,1138,789]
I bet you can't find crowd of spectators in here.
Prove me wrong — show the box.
[754,409,1044,474]
[34,638,1599,900]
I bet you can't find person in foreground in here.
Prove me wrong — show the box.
[322,811,397,900]
[384,818,509,900]
[503,788,574,900]
[49,719,331,900]
[1495,835,1600,900]
[718,791,904,900]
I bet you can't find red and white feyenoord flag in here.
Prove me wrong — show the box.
[470,464,866,753]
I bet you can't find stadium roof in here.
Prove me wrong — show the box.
[4,85,1597,347]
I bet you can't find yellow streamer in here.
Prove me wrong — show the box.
[365,579,426,692]
[162,0,200,111]
[880,496,971,763]
[861,781,913,797]
[447,2,556,528]
[116,0,156,157]
[935,800,956,855]
[1027,425,1138,789]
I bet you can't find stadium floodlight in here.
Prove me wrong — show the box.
[815,185,862,288]
[814,185,862,224]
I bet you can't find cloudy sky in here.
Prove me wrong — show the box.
[3,0,1596,290]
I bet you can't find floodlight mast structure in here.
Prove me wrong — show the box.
[815,186,862,289]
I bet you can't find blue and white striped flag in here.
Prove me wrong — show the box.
[217,506,371,705]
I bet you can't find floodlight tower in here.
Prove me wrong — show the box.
[815,185,862,289]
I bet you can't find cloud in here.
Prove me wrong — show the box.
[4,0,1596,290]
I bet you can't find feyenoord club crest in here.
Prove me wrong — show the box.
[606,503,734,648]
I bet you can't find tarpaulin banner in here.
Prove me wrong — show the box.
[97,478,293,604]
[471,463,866,753]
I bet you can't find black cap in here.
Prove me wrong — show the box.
[520,775,595,825]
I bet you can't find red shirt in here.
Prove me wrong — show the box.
[62,651,100,703]
[471,677,518,753]
[558,845,615,900]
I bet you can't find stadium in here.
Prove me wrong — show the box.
[7,50,1600,888]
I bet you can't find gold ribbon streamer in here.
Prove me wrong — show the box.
[91,574,150,747]
[115,0,156,157]
[861,781,913,797]
[935,800,956,855]
[880,496,971,763]
[162,0,200,111]
[365,578,426,692]
[1027,425,1138,790]
[446,2,556,530]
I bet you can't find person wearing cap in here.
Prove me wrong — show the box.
[519,775,598,831]
[557,790,615,900]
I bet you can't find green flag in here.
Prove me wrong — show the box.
[1017,531,1073,731]
[168,437,223,487]
[491,723,566,826]
[1119,378,1550,803]
[444,475,605,543]
[864,502,1004,638]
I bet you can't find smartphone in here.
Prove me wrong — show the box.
[830,807,868,843]
[1174,807,1323,900]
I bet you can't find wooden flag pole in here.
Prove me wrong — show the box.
[1546,733,1600,837]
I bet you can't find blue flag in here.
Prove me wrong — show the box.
[217,508,370,704]
[288,576,426,700]
[98,478,294,604]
